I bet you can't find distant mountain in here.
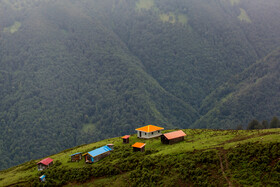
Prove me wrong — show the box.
[194,48,280,129]
[1,0,280,170]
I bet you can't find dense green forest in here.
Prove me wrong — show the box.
[1,0,280,169]
[195,49,280,129]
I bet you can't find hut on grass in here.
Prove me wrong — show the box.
[135,125,164,139]
[83,145,112,164]
[107,144,114,150]
[39,175,46,182]
[37,158,53,171]
[70,152,82,162]
[122,135,130,143]
[132,142,146,152]
[161,130,186,145]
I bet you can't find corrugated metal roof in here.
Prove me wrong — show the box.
[132,142,146,148]
[135,125,164,132]
[37,157,53,165]
[40,175,46,179]
[70,152,82,156]
[122,135,130,139]
[87,145,111,158]
[163,130,186,140]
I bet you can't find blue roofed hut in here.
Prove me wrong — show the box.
[39,175,46,182]
[70,152,82,162]
[83,145,112,164]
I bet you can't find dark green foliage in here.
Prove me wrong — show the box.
[236,124,243,130]
[228,142,280,185]
[262,120,269,129]
[196,49,280,129]
[247,119,261,130]
[270,116,280,128]
[1,0,280,170]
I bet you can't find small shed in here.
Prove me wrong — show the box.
[135,125,164,139]
[122,135,130,143]
[132,142,146,152]
[83,145,112,164]
[107,144,114,150]
[37,158,53,171]
[39,175,46,182]
[161,130,186,145]
[70,152,82,162]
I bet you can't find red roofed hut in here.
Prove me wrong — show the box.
[132,142,146,152]
[161,130,186,145]
[122,135,130,143]
[37,158,53,171]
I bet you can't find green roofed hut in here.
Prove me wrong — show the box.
[83,145,112,164]
[70,152,82,162]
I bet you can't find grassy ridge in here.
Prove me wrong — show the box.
[1,128,280,186]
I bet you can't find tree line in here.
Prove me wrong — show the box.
[242,116,280,130]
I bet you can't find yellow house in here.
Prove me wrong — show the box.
[135,125,164,139]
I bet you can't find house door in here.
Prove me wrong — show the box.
[139,131,142,137]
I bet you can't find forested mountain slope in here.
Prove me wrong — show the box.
[194,48,280,129]
[1,0,280,170]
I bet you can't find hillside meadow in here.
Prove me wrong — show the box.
[1,128,280,186]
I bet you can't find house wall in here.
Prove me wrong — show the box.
[71,154,82,162]
[85,154,94,163]
[137,130,162,139]
[37,162,53,171]
[93,152,110,162]
[161,136,185,144]
[38,164,46,171]
[169,137,184,144]
[133,147,145,152]
[161,135,169,144]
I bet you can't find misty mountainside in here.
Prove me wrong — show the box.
[0,0,280,170]
[195,48,280,129]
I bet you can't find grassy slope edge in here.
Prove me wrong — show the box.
[0,128,280,186]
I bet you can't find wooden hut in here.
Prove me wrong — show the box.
[70,152,82,162]
[37,158,53,171]
[161,130,186,145]
[132,142,146,152]
[122,135,130,143]
[107,144,114,150]
[135,125,164,139]
[83,145,112,164]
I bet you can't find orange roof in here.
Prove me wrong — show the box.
[163,130,186,140]
[122,135,130,139]
[135,125,164,133]
[132,142,146,148]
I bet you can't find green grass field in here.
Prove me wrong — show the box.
[1,128,280,186]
